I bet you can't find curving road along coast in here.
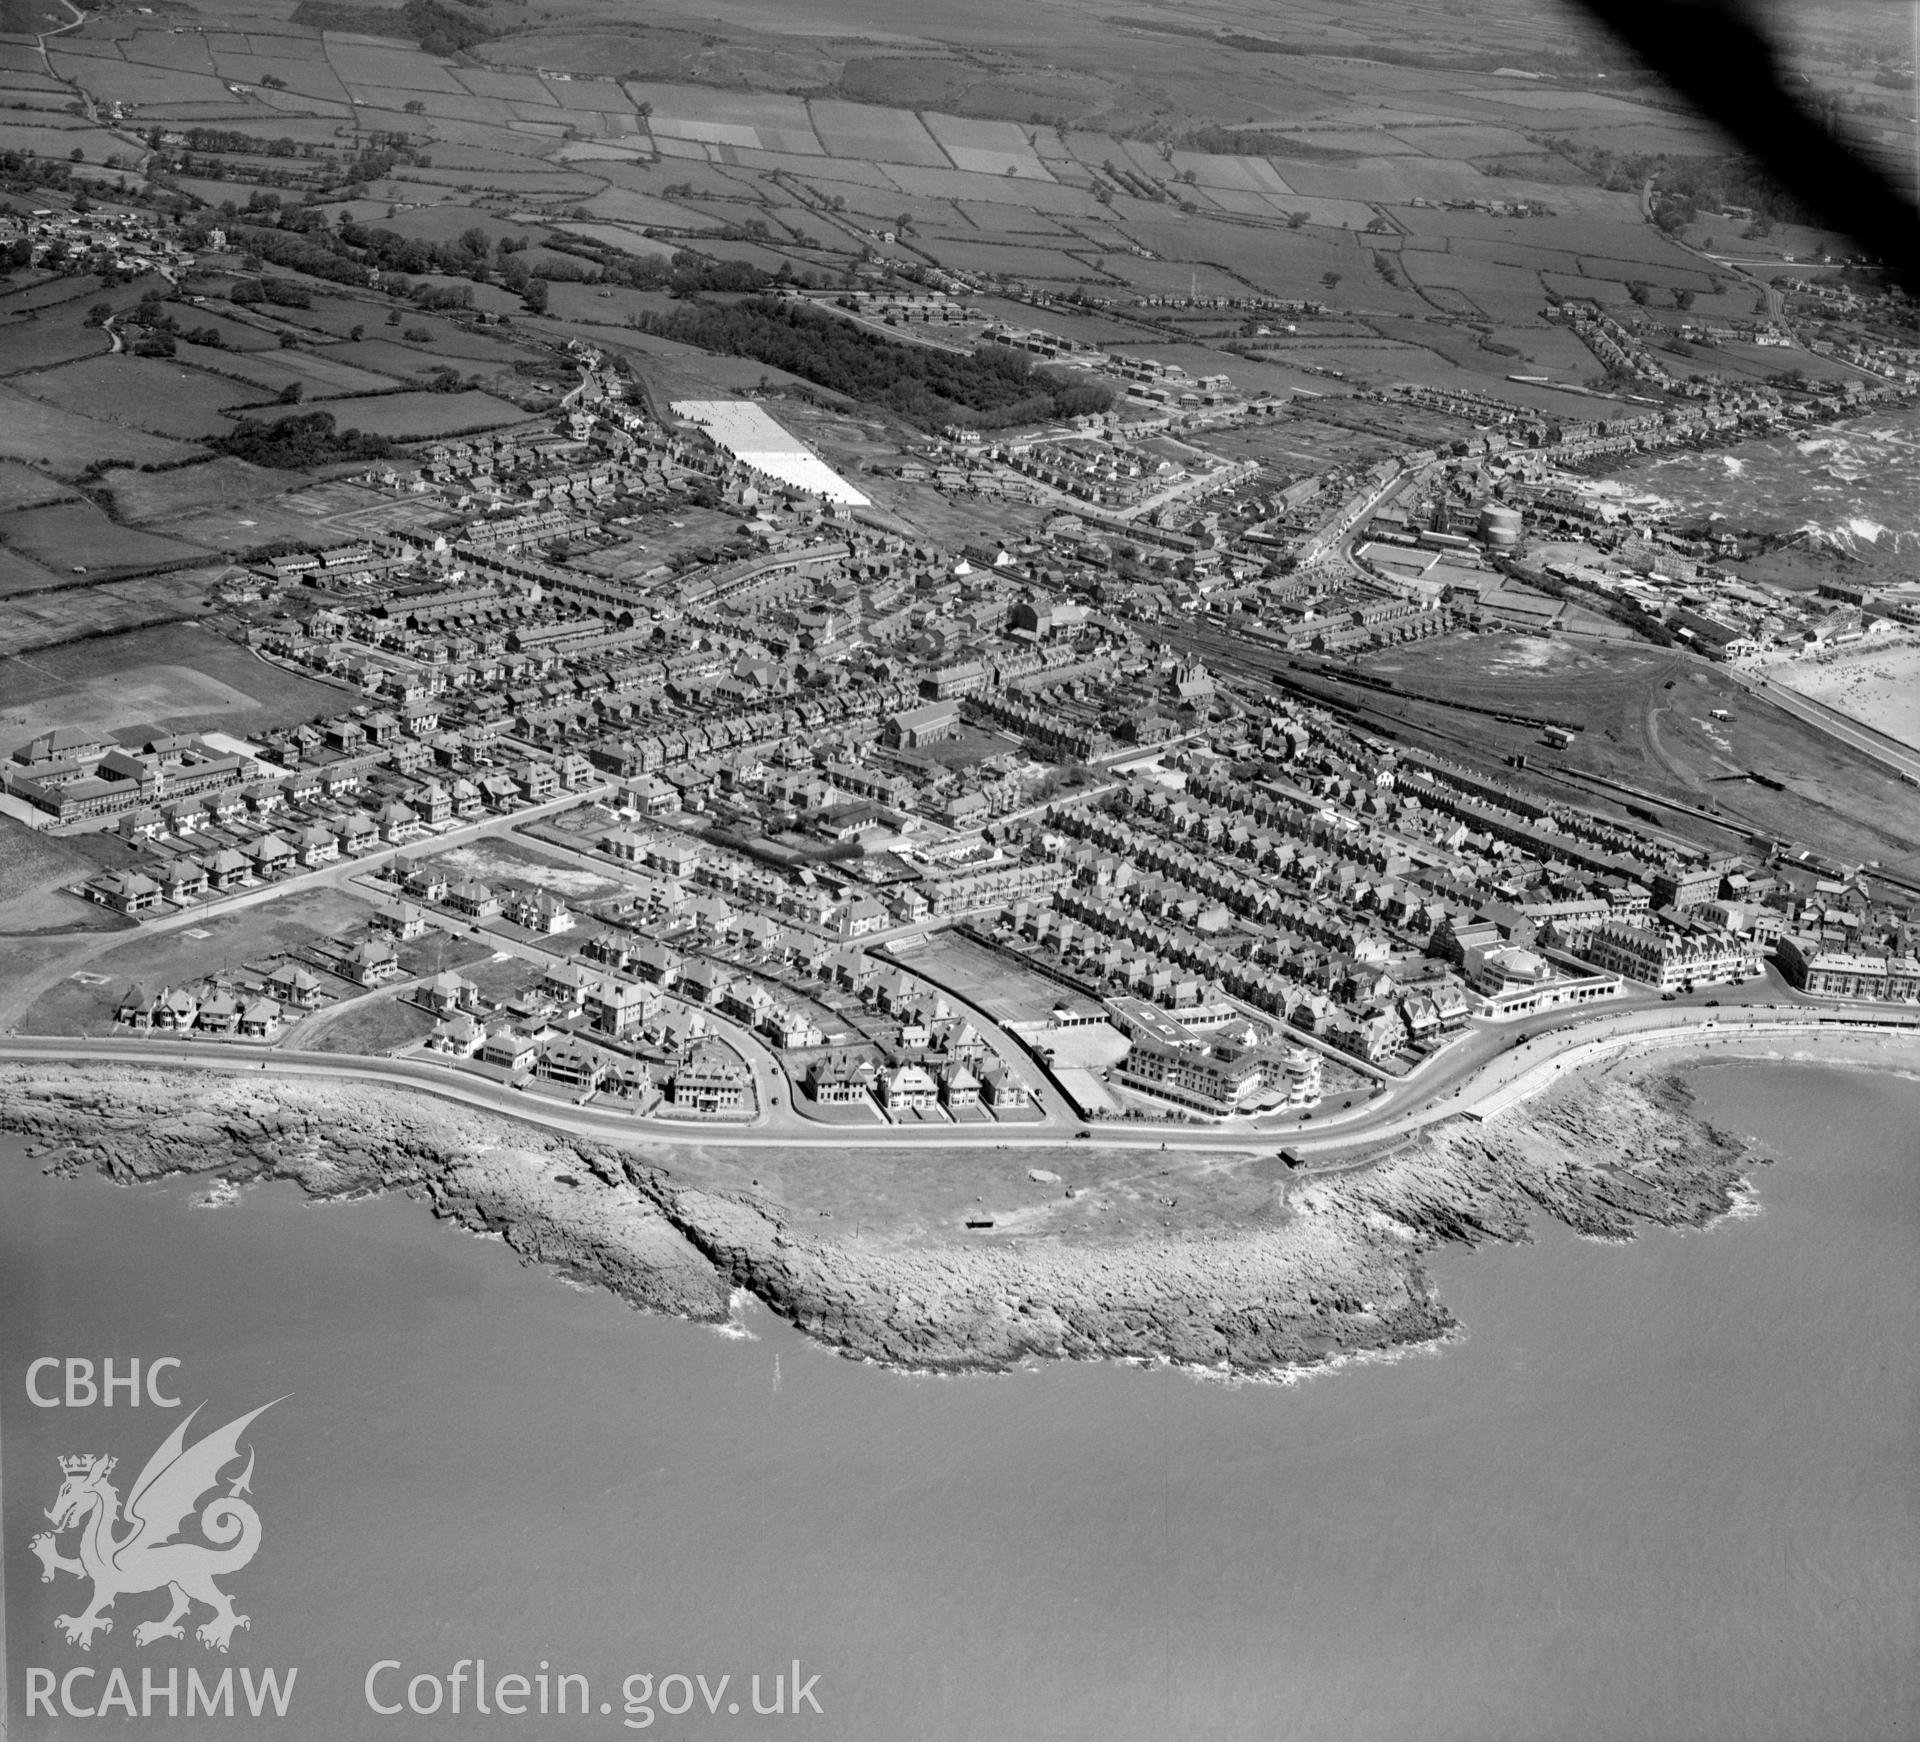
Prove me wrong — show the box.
[1,999,1911,1376]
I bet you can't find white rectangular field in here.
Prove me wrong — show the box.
[670,401,869,506]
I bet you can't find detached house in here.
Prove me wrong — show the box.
[806,1051,877,1105]
[506,888,574,934]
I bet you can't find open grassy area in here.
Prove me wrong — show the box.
[18,354,262,440]
[308,995,439,1055]
[0,620,348,743]
[0,500,213,575]
[19,884,377,1036]
[905,930,1078,1026]
[0,380,197,476]
[0,814,131,938]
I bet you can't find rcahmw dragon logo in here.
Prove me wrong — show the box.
[30,1399,284,1653]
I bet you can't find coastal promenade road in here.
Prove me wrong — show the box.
[1725,665,1920,783]
[2,998,1911,1168]
[0,1034,1265,1155]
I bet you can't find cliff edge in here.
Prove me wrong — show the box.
[0,1063,1763,1377]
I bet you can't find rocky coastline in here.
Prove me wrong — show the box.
[0,1061,1765,1378]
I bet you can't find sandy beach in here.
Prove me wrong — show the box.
[1774,637,1920,750]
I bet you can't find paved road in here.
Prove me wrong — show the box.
[1726,665,1920,783]
[0,787,612,1032]
[4,988,1909,1166]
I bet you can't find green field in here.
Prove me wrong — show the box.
[0,500,212,575]
[0,620,348,742]
[0,381,197,476]
[17,354,261,440]
[19,885,378,1037]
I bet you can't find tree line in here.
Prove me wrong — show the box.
[632,297,1115,432]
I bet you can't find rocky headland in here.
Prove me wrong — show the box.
[0,1061,1765,1377]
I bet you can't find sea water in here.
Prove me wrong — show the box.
[2,1061,1915,1741]
[1603,404,1920,569]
